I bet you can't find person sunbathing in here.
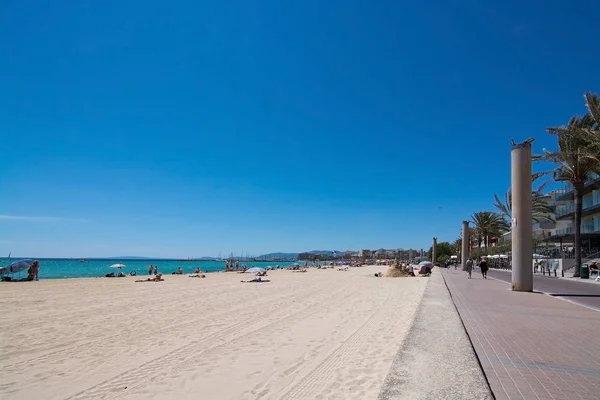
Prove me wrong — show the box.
[241,277,270,283]
[189,274,206,278]
[136,273,164,282]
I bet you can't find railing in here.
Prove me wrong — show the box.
[561,249,600,271]
[554,224,600,236]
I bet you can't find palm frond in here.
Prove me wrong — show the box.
[584,92,600,126]
[540,93,600,277]
[493,192,511,220]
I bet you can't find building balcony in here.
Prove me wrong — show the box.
[555,174,600,201]
[553,223,600,238]
[556,202,600,220]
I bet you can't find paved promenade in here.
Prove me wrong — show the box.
[441,268,600,400]
[487,268,600,310]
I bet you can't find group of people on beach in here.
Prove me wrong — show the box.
[225,260,246,272]
[0,260,41,282]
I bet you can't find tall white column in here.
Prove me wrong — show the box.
[462,221,470,269]
[511,139,534,292]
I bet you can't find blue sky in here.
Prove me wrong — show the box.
[1,0,599,258]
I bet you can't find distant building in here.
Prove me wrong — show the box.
[499,189,595,260]
[554,177,600,248]
[358,249,372,258]
[385,250,398,259]
[374,249,387,259]
[342,250,356,258]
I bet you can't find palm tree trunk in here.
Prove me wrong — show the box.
[572,183,584,278]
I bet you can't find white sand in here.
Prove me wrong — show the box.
[0,266,428,400]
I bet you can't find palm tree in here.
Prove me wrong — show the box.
[581,92,600,150]
[537,111,600,277]
[493,188,555,224]
[452,237,462,252]
[470,211,509,251]
[468,226,480,252]
[452,237,462,257]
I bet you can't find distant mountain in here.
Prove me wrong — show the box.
[257,250,344,259]
[258,252,299,259]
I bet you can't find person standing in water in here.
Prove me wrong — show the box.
[465,258,473,279]
[148,265,153,275]
[479,257,489,279]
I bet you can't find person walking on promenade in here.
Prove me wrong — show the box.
[465,258,473,279]
[479,257,489,279]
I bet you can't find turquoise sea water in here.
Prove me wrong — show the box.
[0,258,298,280]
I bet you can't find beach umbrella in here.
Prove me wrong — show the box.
[245,267,265,274]
[109,263,126,269]
[0,259,33,276]
[417,261,433,274]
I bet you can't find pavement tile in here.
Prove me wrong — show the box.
[441,269,600,400]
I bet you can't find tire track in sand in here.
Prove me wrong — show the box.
[64,279,360,400]
[274,285,393,400]
[4,280,325,373]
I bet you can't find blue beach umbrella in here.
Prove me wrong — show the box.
[0,259,34,276]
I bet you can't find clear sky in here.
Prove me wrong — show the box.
[1,1,599,258]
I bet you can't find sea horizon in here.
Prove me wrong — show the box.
[0,258,301,280]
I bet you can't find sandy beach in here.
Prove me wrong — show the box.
[1,266,428,400]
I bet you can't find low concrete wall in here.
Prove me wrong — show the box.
[377,272,493,400]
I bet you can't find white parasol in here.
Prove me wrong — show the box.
[245,267,265,274]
